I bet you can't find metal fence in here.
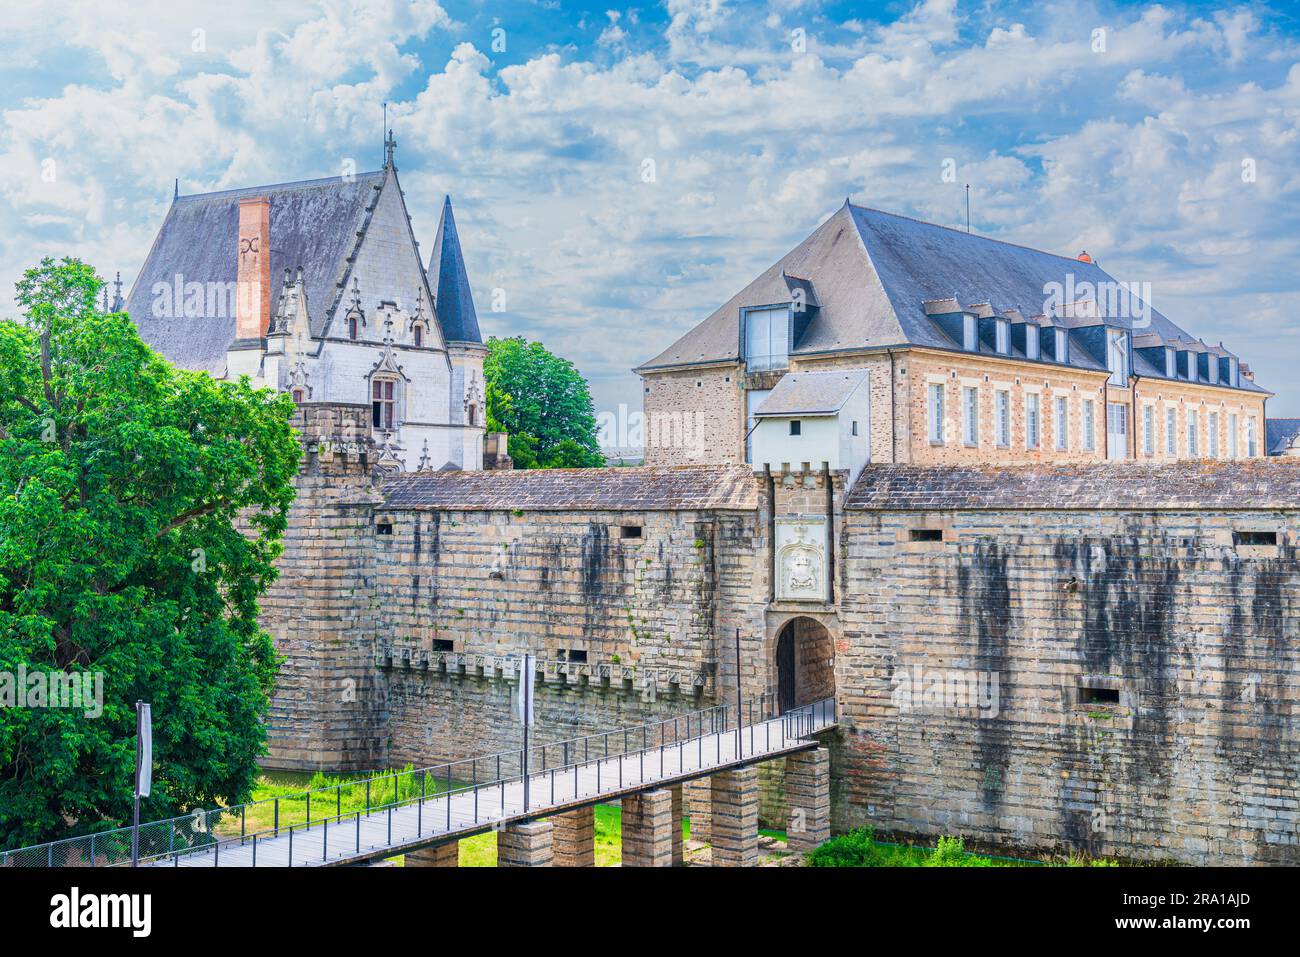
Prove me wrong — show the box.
[1,693,835,868]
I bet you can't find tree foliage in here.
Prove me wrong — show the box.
[0,257,300,848]
[482,336,604,469]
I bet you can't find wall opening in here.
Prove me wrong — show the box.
[1234,530,1277,547]
[1079,685,1119,706]
[910,528,943,542]
[774,616,835,713]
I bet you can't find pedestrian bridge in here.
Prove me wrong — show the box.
[2,695,835,868]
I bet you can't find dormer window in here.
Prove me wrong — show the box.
[963,314,977,351]
[1165,347,1176,378]
[1205,355,1219,385]
[1228,356,1240,388]
[743,305,791,372]
[349,316,359,340]
[995,319,1010,355]
[1184,351,1197,382]
[1025,325,1040,360]
[1054,328,1069,364]
[1107,330,1129,386]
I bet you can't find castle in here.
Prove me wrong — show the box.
[126,178,1299,866]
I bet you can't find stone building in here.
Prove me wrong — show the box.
[259,404,1300,865]
[125,137,487,472]
[1267,418,1300,456]
[636,204,1270,471]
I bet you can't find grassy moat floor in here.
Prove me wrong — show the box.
[221,771,1115,867]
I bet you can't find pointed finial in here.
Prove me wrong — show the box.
[111,271,124,311]
[102,286,109,312]
[174,178,179,202]
[384,128,396,169]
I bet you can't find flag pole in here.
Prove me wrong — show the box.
[131,700,142,867]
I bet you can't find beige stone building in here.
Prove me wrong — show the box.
[636,203,1269,470]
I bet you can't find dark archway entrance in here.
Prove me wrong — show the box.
[774,616,835,713]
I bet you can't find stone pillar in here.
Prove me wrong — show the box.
[786,747,831,855]
[622,790,673,867]
[405,840,458,867]
[670,784,684,866]
[553,806,595,867]
[710,767,759,866]
[498,821,553,867]
[685,779,711,844]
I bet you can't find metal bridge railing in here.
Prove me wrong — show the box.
[1,694,835,868]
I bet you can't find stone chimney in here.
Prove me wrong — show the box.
[236,196,271,340]
[483,431,513,470]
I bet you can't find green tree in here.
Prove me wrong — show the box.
[0,258,300,849]
[483,336,604,469]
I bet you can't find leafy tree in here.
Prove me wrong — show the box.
[0,258,300,849]
[483,336,604,469]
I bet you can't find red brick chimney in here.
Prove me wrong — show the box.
[236,196,271,340]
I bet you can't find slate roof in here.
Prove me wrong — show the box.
[428,196,482,344]
[125,171,388,374]
[1267,418,1300,455]
[845,461,1300,510]
[637,203,1266,393]
[754,370,867,416]
[382,465,757,511]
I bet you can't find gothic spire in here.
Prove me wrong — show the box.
[427,195,481,344]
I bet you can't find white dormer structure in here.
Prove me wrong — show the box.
[749,370,871,484]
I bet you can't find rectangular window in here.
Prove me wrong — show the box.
[851,420,859,436]
[962,314,977,351]
[743,306,790,372]
[1106,403,1128,460]
[1142,405,1155,456]
[1208,411,1220,458]
[1187,409,1199,457]
[620,525,643,540]
[1247,417,1258,457]
[1228,357,1240,387]
[1165,348,1177,378]
[789,420,802,436]
[1107,330,1129,386]
[372,379,395,430]
[1026,325,1040,360]
[928,383,946,444]
[1025,393,1040,449]
[1054,329,1069,364]
[1228,413,1239,458]
[1082,399,1096,451]
[1054,396,1068,451]
[910,528,944,542]
[995,320,1010,355]
[995,390,1010,447]
[1234,530,1277,547]
[1165,407,1177,456]
[1079,685,1120,706]
[962,386,979,446]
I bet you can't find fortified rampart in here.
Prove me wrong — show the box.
[261,405,1300,864]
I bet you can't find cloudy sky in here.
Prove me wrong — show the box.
[3,0,1298,423]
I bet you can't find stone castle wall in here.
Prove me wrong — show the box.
[835,472,1300,865]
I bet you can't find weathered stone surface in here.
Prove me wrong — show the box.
[499,821,553,867]
[711,767,759,866]
[622,790,674,867]
[786,748,831,855]
[405,841,458,867]
[670,784,684,866]
[553,806,595,868]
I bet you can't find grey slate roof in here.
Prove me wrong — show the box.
[754,370,867,416]
[382,465,757,511]
[1267,418,1300,455]
[637,203,1265,393]
[428,196,482,344]
[126,171,387,374]
[845,461,1300,510]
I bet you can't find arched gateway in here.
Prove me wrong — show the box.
[774,616,836,713]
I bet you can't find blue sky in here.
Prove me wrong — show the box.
[3,0,1299,422]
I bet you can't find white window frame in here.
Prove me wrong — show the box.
[1228,413,1239,459]
[1054,396,1068,451]
[928,382,946,444]
[1247,416,1258,457]
[995,320,1010,355]
[1054,329,1069,364]
[1187,409,1199,457]
[962,385,979,446]
[962,314,977,351]
[1026,325,1040,360]
[1165,348,1176,378]
[995,390,1010,448]
[1165,406,1177,456]
[743,305,791,373]
[1142,404,1155,456]
[1025,392,1040,450]
[1107,329,1129,387]
[1208,411,1220,458]
[1082,399,1096,452]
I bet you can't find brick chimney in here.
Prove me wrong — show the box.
[236,196,271,340]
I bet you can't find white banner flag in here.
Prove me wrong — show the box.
[517,655,535,727]
[136,702,152,798]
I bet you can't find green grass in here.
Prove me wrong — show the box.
[805,828,1117,867]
